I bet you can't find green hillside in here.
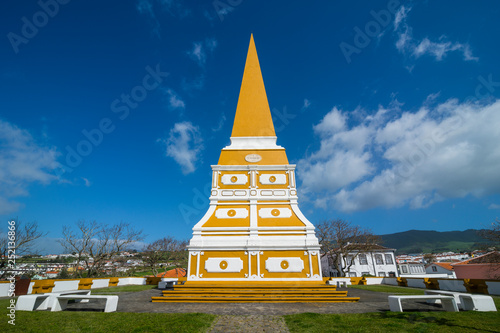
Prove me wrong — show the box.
[379,229,485,254]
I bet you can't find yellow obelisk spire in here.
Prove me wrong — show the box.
[219,34,287,165]
[231,34,276,137]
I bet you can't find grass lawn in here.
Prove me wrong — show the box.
[285,285,500,332]
[284,311,500,333]
[0,298,215,333]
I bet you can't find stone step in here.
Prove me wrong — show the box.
[162,290,348,296]
[173,284,337,290]
[152,296,360,303]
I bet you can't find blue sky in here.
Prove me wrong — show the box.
[1,0,500,253]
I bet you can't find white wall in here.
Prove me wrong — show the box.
[382,277,399,286]
[0,283,11,296]
[400,274,449,279]
[91,279,110,289]
[52,280,79,292]
[486,281,500,295]
[437,279,468,292]
[27,282,34,294]
[406,278,426,289]
[117,277,146,286]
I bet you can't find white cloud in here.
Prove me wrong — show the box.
[298,99,500,212]
[187,38,218,67]
[393,5,478,62]
[158,121,203,174]
[136,0,190,37]
[0,119,60,214]
[211,113,226,132]
[489,203,500,210]
[394,5,411,31]
[302,99,311,110]
[163,88,185,110]
[82,177,91,187]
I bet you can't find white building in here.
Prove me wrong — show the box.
[434,252,470,262]
[398,263,426,275]
[425,262,456,278]
[321,244,398,278]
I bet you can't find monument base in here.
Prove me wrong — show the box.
[151,280,360,303]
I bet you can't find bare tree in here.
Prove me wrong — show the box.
[0,220,47,278]
[316,219,380,277]
[59,220,143,278]
[423,253,436,264]
[142,237,187,276]
[478,219,500,250]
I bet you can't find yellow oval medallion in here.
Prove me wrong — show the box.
[271,209,280,217]
[231,176,238,183]
[269,175,276,183]
[227,209,237,217]
[280,260,289,269]
[219,260,228,270]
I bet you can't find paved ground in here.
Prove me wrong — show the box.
[66,287,448,315]
[207,315,290,333]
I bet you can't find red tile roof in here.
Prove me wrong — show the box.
[432,262,454,271]
[453,251,500,265]
[156,268,187,278]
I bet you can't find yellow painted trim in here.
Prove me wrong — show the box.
[78,278,94,290]
[31,279,56,294]
[218,150,288,165]
[108,277,119,287]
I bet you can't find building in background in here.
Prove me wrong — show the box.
[452,251,500,279]
[425,262,456,278]
[321,244,398,277]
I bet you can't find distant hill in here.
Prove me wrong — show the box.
[379,229,485,254]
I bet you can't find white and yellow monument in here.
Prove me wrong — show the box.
[153,35,359,302]
[186,35,322,283]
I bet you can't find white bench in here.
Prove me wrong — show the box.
[48,290,92,308]
[158,281,175,289]
[459,294,497,312]
[388,295,459,312]
[51,295,119,313]
[15,294,50,311]
[337,281,347,288]
[424,290,465,308]
[16,290,92,311]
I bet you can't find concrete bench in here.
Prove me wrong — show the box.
[47,290,92,309]
[159,281,175,289]
[337,281,347,288]
[51,295,119,312]
[459,294,497,312]
[15,294,50,311]
[424,290,464,308]
[388,295,459,312]
[16,290,92,311]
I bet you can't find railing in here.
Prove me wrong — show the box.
[325,277,500,295]
[0,276,172,297]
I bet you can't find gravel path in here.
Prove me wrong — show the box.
[207,315,289,333]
